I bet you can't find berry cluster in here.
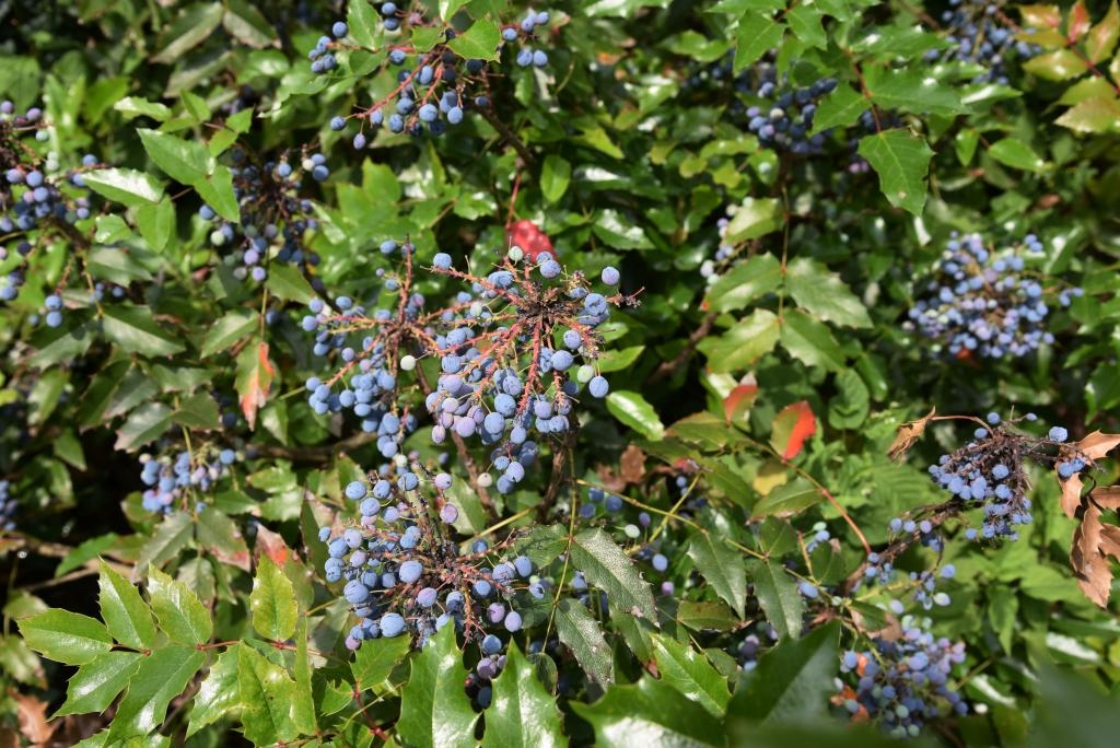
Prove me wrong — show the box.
[837,618,968,738]
[905,232,1080,359]
[198,148,326,285]
[0,479,15,531]
[324,469,539,649]
[311,6,552,142]
[138,446,238,514]
[927,0,1039,85]
[928,413,1088,540]
[426,249,632,493]
[743,63,836,154]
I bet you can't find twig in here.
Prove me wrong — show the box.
[646,312,716,384]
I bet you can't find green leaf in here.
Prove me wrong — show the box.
[187,646,240,737]
[114,97,172,121]
[29,322,96,368]
[697,309,781,373]
[571,528,657,622]
[114,402,174,452]
[82,168,163,207]
[447,19,501,61]
[138,128,212,184]
[201,310,259,357]
[351,635,412,688]
[857,129,933,216]
[723,198,782,243]
[650,635,731,716]
[398,626,479,747]
[866,69,966,116]
[1088,1,1120,63]
[706,253,782,313]
[222,0,277,47]
[606,391,665,441]
[785,258,871,328]
[18,609,113,665]
[483,642,566,748]
[102,305,185,357]
[56,534,119,577]
[735,14,784,72]
[147,567,212,646]
[687,533,746,617]
[348,0,382,47]
[56,651,143,717]
[811,85,867,132]
[988,138,1046,172]
[250,555,298,641]
[554,598,613,684]
[828,368,870,429]
[786,5,826,49]
[1055,95,1120,133]
[195,164,240,223]
[677,600,739,631]
[99,562,157,651]
[136,513,194,572]
[293,618,317,735]
[726,620,839,724]
[174,392,222,431]
[1023,50,1089,80]
[749,561,804,640]
[540,154,572,204]
[107,646,205,740]
[265,264,317,304]
[780,309,846,372]
[572,675,724,746]
[135,198,176,253]
[153,3,225,64]
[751,478,822,520]
[238,644,297,745]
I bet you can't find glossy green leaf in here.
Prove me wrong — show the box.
[173,392,222,431]
[866,69,966,116]
[55,651,143,717]
[988,138,1046,172]
[751,478,822,520]
[541,154,572,204]
[812,85,868,132]
[222,0,276,47]
[554,598,613,684]
[147,567,212,646]
[18,609,113,666]
[136,512,194,572]
[265,264,317,304]
[697,309,781,373]
[1023,50,1089,80]
[447,19,501,61]
[687,533,746,617]
[238,643,298,744]
[187,645,240,737]
[134,198,176,254]
[780,309,847,372]
[858,129,934,216]
[201,310,259,357]
[107,645,205,740]
[650,634,731,716]
[706,253,782,313]
[99,562,157,651]
[749,561,804,640]
[606,390,665,441]
[735,14,784,72]
[398,626,478,747]
[785,258,872,328]
[723,198,782,243]
[82,168,163,206]
[483,642,566,747]
[114,402,174,452]
[726,620,839,724]
[571,528,657,622]
[102,305,185,357]
[573,675,724,746]
[250,555,298,641]
[195,164,240,223]
[153,3,224,63]
[138,128,211,184]
[348,0,382,47]
[351,635,412,689]
[196,507,252,571]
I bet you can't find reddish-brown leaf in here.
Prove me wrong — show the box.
[619,444,646,485]
[1091,486,1120,511]
[236,340,275,430]
[887,407,936,462]
[12,693,55,746]
[506,219,555,263]
[770,401,816,461]
[255,523,296,567]
[1069,0,1092,40]
[1074,430,1120,460]
[1059,471,1085,518]
[1071,502,1112,607]
[723,383,758,425]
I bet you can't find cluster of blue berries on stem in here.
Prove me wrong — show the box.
[836,617,968,738]
[311,5,552,142]
[198,148,326,285]
[425,246,634,494]
[905,232,1081,360]
[138,446,239,514]
[323,467,538,649]
[928,413,1089,541]
[926,0,1040,85]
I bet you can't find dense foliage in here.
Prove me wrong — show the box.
[2,0,1120,745]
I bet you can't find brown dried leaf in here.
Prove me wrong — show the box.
[12,692,55,746]
[1075,431,1120,460]
[887,407,936,462]
[1059,471,1085,519]
[1090,486,1120,512]
[1071,502,1113,607]
[619,444,647,486]
[595,464,627,494]
[1100,524,1120,562]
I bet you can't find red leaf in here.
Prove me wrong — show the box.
[236,340,275,430]
[723,383,758,424]
[506,219,555,263]
[1069,0,1091,40]
[770,401,816,460]
[254,524,296,567]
